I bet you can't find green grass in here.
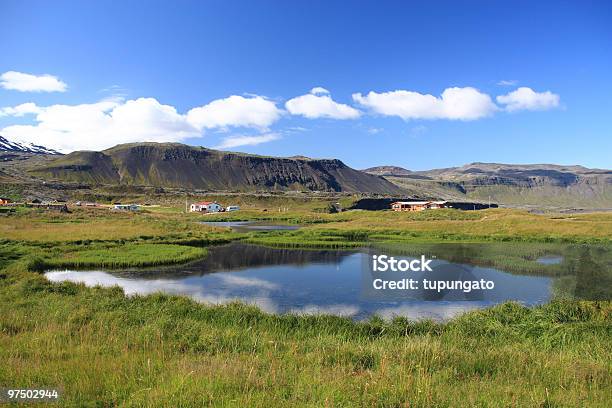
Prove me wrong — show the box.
[245,226,610,256]
[0,206,611,405]
[205,207,612,243]
[3,206,611,244]
[245,229,369,248]
[204,207,484,224]
[40,243,208,269]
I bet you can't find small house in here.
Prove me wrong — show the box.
[190,201,223,213]
[0,197,12,205]
[113,204,140,211]
[391,201,447,212]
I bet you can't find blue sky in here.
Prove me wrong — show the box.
[1,0,611,170]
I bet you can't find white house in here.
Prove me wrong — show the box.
[190,201,223,213]
[113,204,140,211]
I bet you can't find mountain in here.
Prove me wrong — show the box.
[7,140,611,208]
[0,135,61,155]
[362,166,416,177]
[364,162,612,208]
[30,142,403,193]
[416,162,606,182]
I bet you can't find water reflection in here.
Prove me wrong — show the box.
[572,246,612,300]
[114,243,356,279]
[45,242,610,320]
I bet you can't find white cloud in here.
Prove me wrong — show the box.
[1,71,67,92]
[352,87,497,120]
[215,133,281,149]
[497,79,518,86]
[1,98,200,152]
[0,84,561,152]
[310,86,330,95]
[0,102,42,117]
[496,87,560,112]
[187,95,282,130]
[286,88,360,119]
[216,275,278,290]
[0,94,286,152]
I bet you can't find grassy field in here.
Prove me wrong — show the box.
[39,243,208,269]
[0,203,611,406]
[206,207,612,242]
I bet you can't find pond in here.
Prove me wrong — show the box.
[45,242,610,321]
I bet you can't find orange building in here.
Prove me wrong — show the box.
[0,197,12,205]
[391,201,447,212]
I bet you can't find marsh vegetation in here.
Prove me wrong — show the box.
[0,203,610,406]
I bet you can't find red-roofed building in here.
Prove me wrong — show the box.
[391,201,447,212]
[190,201,223,213]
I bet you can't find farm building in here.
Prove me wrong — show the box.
[391,201,448,212]
[190,201,223,213]
[113,204,140,211]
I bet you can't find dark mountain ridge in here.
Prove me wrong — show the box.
[31,142,403,193]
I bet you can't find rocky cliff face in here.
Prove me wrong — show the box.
[417,163,602,188]
[31,143,402,193]
[364,162,612,208]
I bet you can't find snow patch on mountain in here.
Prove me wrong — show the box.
[0,135,61,155]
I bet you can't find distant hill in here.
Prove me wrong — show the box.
[416,162,607,183]
[362,166,416,177]
[30,142,403,193]
[0,135,61,155]
[364,162,612,209]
